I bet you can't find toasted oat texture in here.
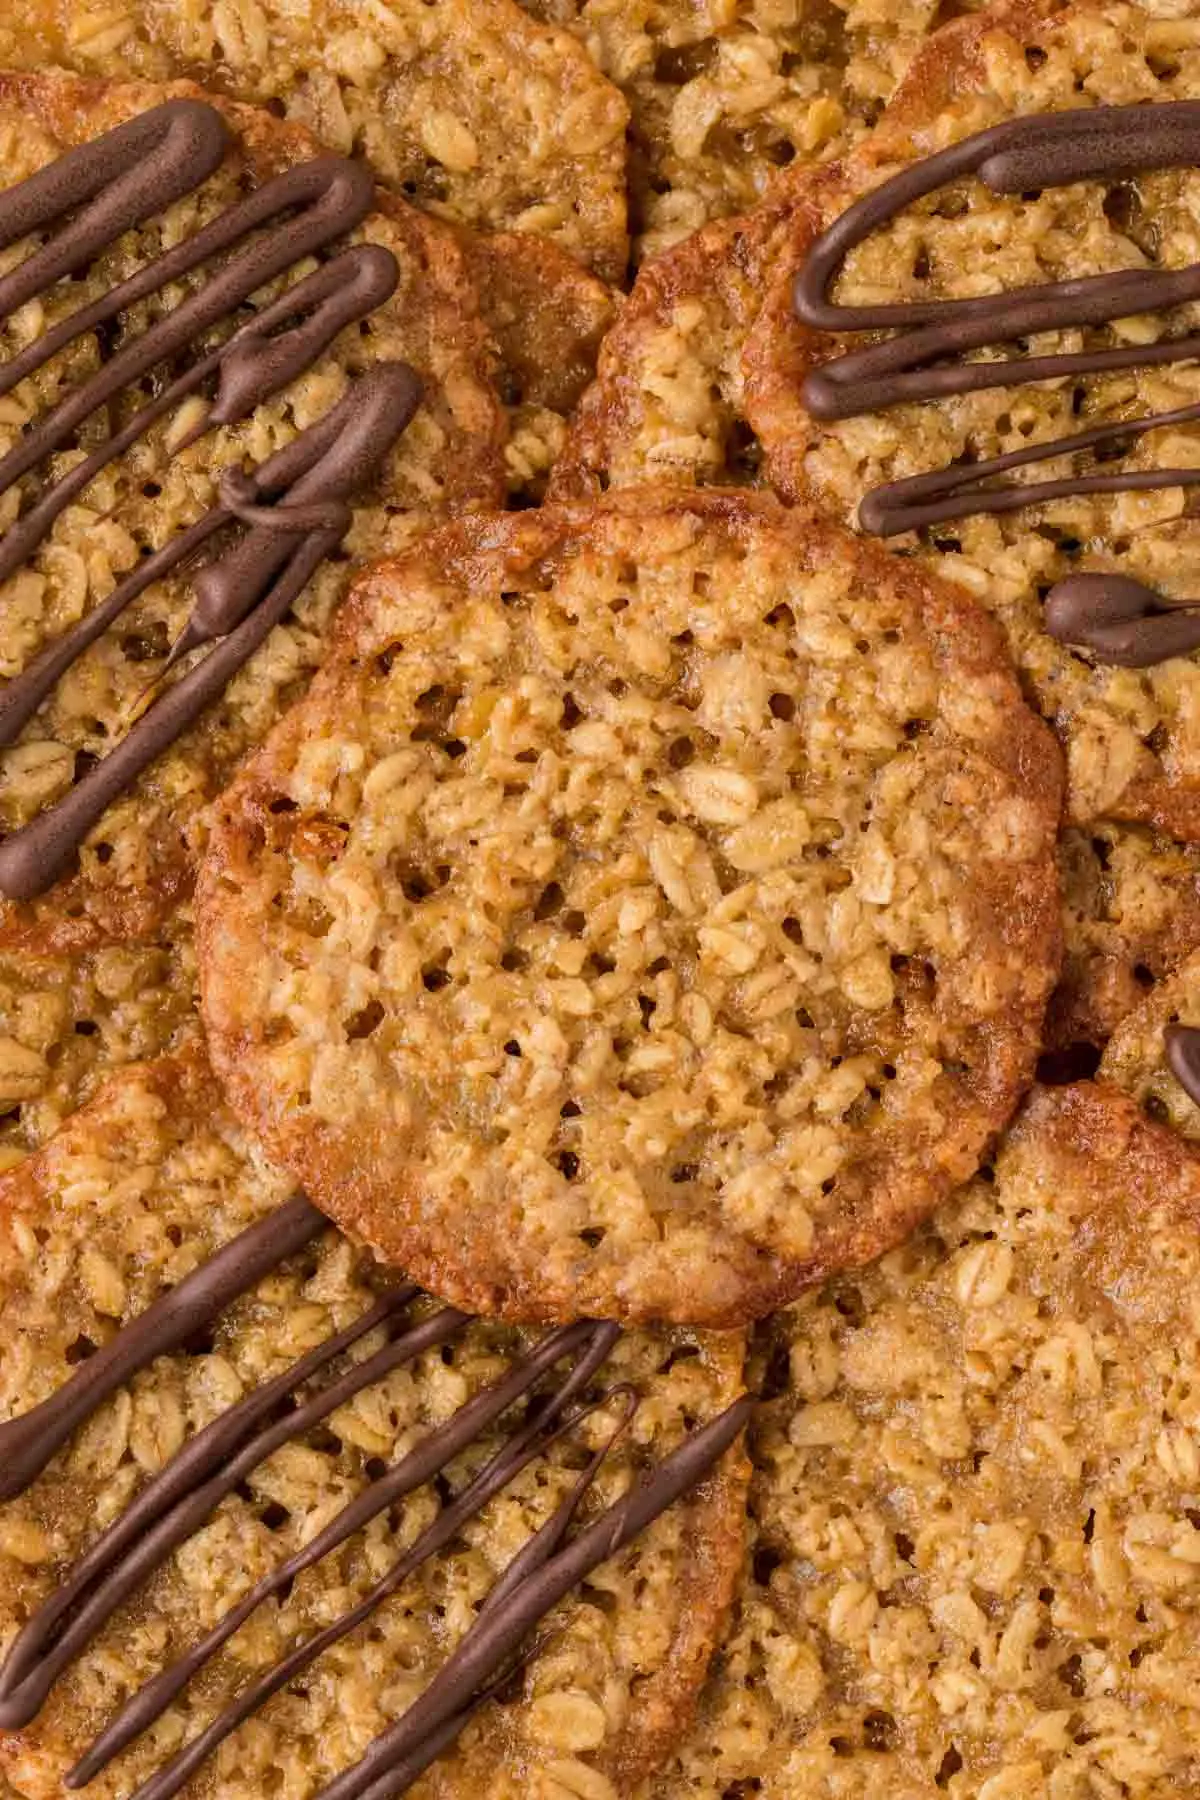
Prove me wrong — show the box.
[1049,821,1200,1053]
[744,0,1200,838]
[0,1049,749,1800]
[547,160,842,505]
[653,1080,1200,1800]
[0,919,198,1172]
[197,490,1063,1327]
[0,69,504,954]
[462,232,618,503]
[517,0,965,264]
[1100,944,1200,1141]
[0,0,630,283]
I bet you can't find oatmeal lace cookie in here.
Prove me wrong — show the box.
[0,70,504,953]
[1049,820,1200,1053]
[196,489,1063,1328]
[0,1048,749,1800]
[519,0,970,264]
[0,0,630,285]
[653,1080,1200,1800]
[743,0,1200,838]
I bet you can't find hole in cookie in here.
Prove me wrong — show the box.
[936,1747,963,1787]
[764,603,794,630]
[769,693,795,721]
[654,39,717,84]
[534,882,564,920]
[671,1163,698,1184]
[345,1000,385,1041]
[65,1334,98,1365]
[894,1531,915,1562]
[121,621,169,662]
[422,966,452,993]
[561,693,584,729]
[504,1040,521,1057]
[73,749,100,783]
[1059,1653,1086,1697]
[1035,1042,1101,1085]
[667,735,695,769]
[268,795,298,814]
[563,909,586,937]
[94,842,114,865]
[638,994,656,1027]
[556,1151,580,1180]
[74,1018,98,1036]
[260,1502,290,1532]
[862,1712,897,1753]
[376,642,405,675]
[781,917,804,944]
[579,1226,604,1246]
[500,949,529,973]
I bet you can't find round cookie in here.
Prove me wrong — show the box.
[197,489,1063,1327]
[1049,820,1200,1053]
[0,0,630,284]
[743,0,1200,838]
[652,1080,1200,1800]
[0,70,505,953]
[517,0,966,263]
[0,1049,749,1800]
[1100,945,1200,1141]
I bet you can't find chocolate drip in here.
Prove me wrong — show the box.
[72,1316,618,1784]
[316,1393,756,1800]
[1165,1022,1200,1107]
[0,1294,470,1732]
[0,100,422,900]
[0,1192,748,1798]
[1043,574,1200,667]
[791,101,1200,666]
[793,102,1200,421]
[0,359,421,901]
[95,1344,632,1800]
[0,100,229,329]
[0,1194,324,1503]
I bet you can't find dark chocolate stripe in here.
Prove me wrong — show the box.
[94,1350,630,1800]
[316,1394,756,1800]
[0,100,229,329]
[0,101,422,901]
[0,1297,474,1732]
[791,100,1200,666]
[0,1194,324,1503]
[0,360,422,901]
[794,102,1200,420]
[70,1318,618,1785]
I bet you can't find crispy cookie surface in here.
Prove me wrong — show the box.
[0,1049,748,1800]
[653,1080,1200,1799]
[0,0,629,283]
[0,70,504,954]
[197,490,1062,1327]
[1050,820,1200,1053]
[744,0,1200,838]
[0,919,198,1173]
[518,0,965,263]
[1100,943,1200,1140]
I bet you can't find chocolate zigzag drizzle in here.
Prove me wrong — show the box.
[0,1204,750,1798]
[792,101,1200,667]
[0,99,422,900]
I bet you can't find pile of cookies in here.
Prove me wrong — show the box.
[3,2,1200,1797]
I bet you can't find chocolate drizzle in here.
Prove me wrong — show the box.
[0,1204,750,1798]
[792,102,1200,667]
[0,100,422,899]
[1165,1022,1200,1106]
